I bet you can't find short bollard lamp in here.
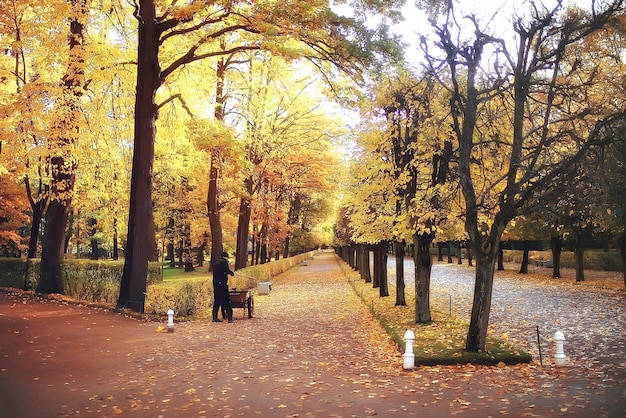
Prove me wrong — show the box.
[554,331,566,366]
[167,309,175,332]
[403,329,415,370]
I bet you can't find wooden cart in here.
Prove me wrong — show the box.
[224,289,254,319]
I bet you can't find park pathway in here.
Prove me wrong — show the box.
[1,250,624,417]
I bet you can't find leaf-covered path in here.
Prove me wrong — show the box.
[1,250,624,417]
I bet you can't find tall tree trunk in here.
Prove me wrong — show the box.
[574,232,585,282]
[372,242,381,289]
[37,0,86,295]
[359,243,371,283]
[259,221,268,264]
[112,217,119,260]
[466,241,473,267]
[38,202,70,294]
[207,153,223,270]
[550,235,562,278]
[182,222,194,272]
[374,241,389,297]
[519,240,529,274]
[447,241,453,263]
[457,241,463,264]
[437,242,444,262]
[27,202,43,259]
[207,57,227,270]
[24,177,47,259]
[497,243,504,271]
[414,233,432,323]
[235,177,253,270]
[465,239,499,351]
[118,0,159,312]
[395,241,406,306]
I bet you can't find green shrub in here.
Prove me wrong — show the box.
[502,250,622,271]
[0,258,162,304]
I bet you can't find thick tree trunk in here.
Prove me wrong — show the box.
[27,203,43,259]
[465,238,499,351]
[574,232,585,282]
[376,241,389,297]
[394,241,406,306]
[37,201,70,294]
[413,233,432,323]
[519,240,529,274]
[457,241,463,264]
[550,235,562,278]
[447,241,453,263]
[437,242,444,262]
[497,244,504,271]
[359,243,371,283]
[37,0,85,295]
[118,0,159,313]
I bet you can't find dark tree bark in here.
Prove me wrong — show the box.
[37,0,86,295]
[447,241,453,263]
[112,217,119,260]
[437,242,444,262]
[235,177,253,270]
[372,241,389,297]
[497,244,505,271]
[519,240,530,274]
[359,243,371,283]
[24,178,47,259]
[207,57,226,271]
[457,241,463,264]
[574,232,586,282]
[394,241,406,306]
[118,0,160,312]
[207,153,224,269]
[413,233,432,323]
[550,235,562,278]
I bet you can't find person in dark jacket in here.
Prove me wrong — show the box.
[212,251,234,323]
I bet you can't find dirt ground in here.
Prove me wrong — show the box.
[1,250,624,417]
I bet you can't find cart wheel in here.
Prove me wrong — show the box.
[247,295,254,318]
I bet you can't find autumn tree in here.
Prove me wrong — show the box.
[118,0,404,311]
[424,0,625,351]
[34,0,88,294]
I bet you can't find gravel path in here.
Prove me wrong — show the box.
[388,257,626,383]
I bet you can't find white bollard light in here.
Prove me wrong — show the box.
[554,331,566,366]
[167,309,175,332]
[403,329,415,370]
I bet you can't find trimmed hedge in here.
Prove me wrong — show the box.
[0,258,162,304]
[502,250,622,272]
